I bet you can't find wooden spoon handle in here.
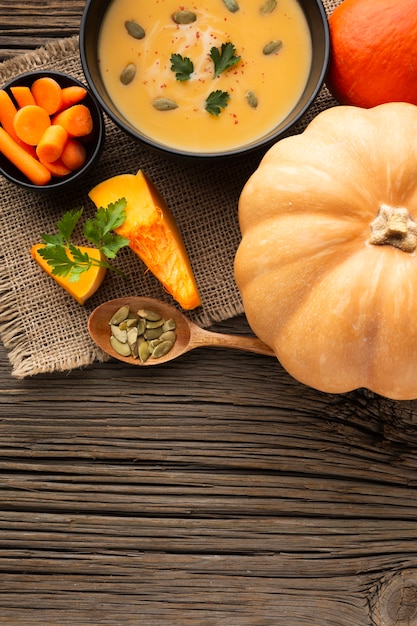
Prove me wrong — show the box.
[189,325,276,357]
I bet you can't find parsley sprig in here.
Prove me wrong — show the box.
[170,53,194,81]
[205,90,230,116]
[38,199,130,282]
[169,41,241,116]
[210,42,241,78]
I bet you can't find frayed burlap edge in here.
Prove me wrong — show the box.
[0,36,81,81]
[0,259,111,378]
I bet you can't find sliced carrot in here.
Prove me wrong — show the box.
[36,124,68,163]
[13,104,51,146]
[0,89,36,156]
[52,104,93,138]
[10,85,36,108]
[0,126,51,186]
[39,156,72,177]
[60,137,87,170]
[57,85,87,111]
[0,89,18,133]
[31,76,63,115]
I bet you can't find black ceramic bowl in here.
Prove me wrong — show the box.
[0,70,104,191]
[80,0,329,159]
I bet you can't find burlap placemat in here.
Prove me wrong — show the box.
[0,0,340,377]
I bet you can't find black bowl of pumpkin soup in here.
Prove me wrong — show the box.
[80,0,329,158]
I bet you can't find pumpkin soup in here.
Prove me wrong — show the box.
[98,0,312,152]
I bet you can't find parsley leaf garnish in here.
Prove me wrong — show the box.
[84,200,128,259]
[210,42,241,78]
[170,53,194,81]
[37,245,85,281]
[41,208,83,248]
[38,199,130,281]
[205,90,230,116]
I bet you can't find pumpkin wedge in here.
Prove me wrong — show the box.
[31,243,106,305]
[88,170,201,310]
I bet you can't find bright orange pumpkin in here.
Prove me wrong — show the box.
[234,102,417,400]
[327,0,417,108]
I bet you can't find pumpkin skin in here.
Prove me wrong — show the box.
[327,0,417,108]
[234,102,417,400]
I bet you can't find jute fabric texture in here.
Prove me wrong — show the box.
[0,0,340,376]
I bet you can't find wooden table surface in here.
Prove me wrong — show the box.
[1,2,417,625]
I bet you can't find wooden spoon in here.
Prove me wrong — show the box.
[88,296,276,366]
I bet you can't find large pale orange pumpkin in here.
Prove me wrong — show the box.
[327,0,417,108]
[234,102,417,400]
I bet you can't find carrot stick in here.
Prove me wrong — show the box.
[0,89,36,156]
[36,124,68,163]
[39,156,72,177]
[52,104,93,138]
[60,137,87,170]
[13,104,51,146]
[0,89,18,134]
[57,85,87,111]
[10,85,36,108]
[31,76,63,115]
[0,126,52,185]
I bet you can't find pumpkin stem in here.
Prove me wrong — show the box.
[369,204,417,253]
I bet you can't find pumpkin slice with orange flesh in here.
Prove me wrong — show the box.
[88,170,201,310]
[31,244,107,305]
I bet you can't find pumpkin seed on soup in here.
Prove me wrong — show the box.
[263,40,283,55]
[172,10,197,24]
[124,19,145,40]
[152,97,178,111]
[260,0,277,14]
[120,63,136,85]
[246,90,259,108]
[223,0,239,12]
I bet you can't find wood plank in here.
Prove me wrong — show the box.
[0,0,86,59]
[0,326,416,625]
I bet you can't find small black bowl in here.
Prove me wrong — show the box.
[79,0,330,159]
[0,70,104,191]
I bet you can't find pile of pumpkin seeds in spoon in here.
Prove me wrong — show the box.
[109,305,176,362]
